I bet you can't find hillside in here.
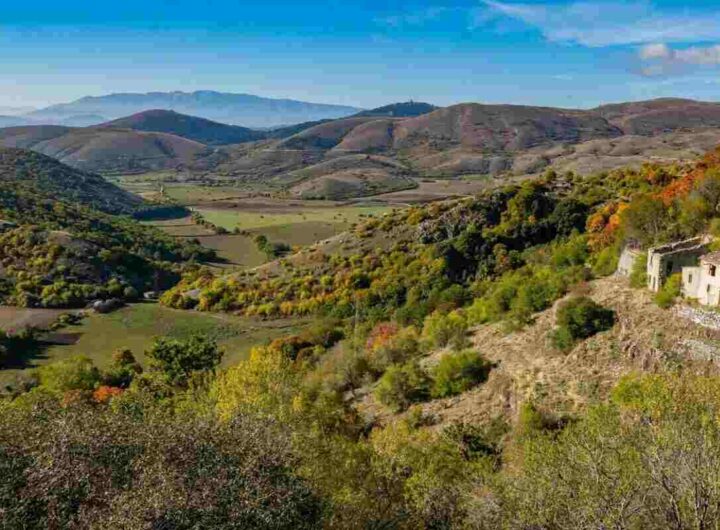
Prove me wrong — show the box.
[27,90,362,128]
[0,125,208,174]
[595,97,720,134]
[96,109,266,145]
[284,154,417,199]
[0,150,213,308]
[8,97,720,198]
[204,98,720,191]
[0,148,142,214]
[9,142,720,528]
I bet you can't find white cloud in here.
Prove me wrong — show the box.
[639,43,670,60]
[479,1,720,47]
[674,45,720,65]
[637,43,720,75]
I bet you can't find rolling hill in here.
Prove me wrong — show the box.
[0,148,214,308]
[96,110,266,145]
[27,90,362,128]
[210,98,720,189]
[0,125,208,174]
[595,98,720,135]
[0,147,142,214]
[7,98,720,198]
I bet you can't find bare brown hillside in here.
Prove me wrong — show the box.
[0,125,208,174]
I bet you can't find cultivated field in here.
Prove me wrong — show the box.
[143,193,397,268]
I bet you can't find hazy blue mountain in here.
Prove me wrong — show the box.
[28,91,362,128]
[0,116,34,128]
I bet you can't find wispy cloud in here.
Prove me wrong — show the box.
[478,1,720,47]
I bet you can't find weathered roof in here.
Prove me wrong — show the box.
[701,251,720,266]
[649,236,711,257]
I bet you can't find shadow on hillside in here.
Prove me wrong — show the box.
[133,205,191,221]
[2,332,81,371]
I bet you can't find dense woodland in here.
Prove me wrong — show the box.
[6,146,720,527]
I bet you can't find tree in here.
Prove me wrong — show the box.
[145,335,223,385]
[621,195,671,247]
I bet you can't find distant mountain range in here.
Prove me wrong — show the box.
[25,91,362,128]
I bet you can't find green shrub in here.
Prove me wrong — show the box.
[366,326,421,374]
[551,296,615,350]
[37,355,101,394]
[591,244,620,277]
[421,310,468,350]
[655,273,682,309]
[145,334,223,386]
[374,361,430,412]
[549,326,576,352]
[431,350,492,398]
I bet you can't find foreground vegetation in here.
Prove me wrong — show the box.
[8,145,720,527]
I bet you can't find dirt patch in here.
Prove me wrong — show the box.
[0,307,65,332]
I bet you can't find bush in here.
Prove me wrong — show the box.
[102,348,143,388]
[591,244,620,277]
[145,335,223,386]
[0,396,323,529]
[551,296,615,350]
[655,273,682,309]
[366,325,421,374]
[36,355,101,394]
[431,350,492,398]
[374,361,430,412]
[421,310,468,350]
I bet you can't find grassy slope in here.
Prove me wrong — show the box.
[0,303,308,384]
[195,205,393,231]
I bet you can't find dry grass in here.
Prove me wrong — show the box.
[359,276,720,427]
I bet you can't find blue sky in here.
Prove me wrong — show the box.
[2,0,720,109]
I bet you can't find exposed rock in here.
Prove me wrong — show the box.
[91,298,124,314]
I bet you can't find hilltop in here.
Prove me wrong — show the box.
[354,101,438,118]
[96,109,266,146]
